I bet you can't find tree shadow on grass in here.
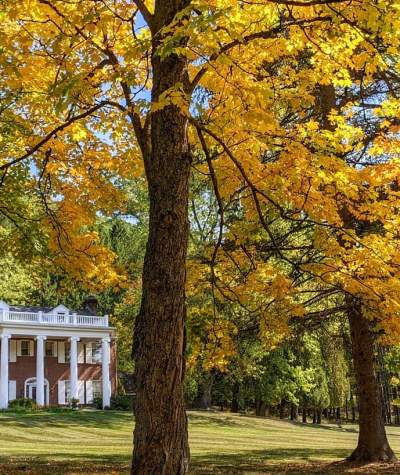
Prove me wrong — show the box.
[189,413,243,428]
[190,448,400,474]
[1,410,132,430]
[1,450,400,475]
[286,420,358,434]
[0,453,130,474]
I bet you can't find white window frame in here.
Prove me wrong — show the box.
[91,342,102,364]
[92,380,102,399]
[45,341,57,357]
[17,340,34,357]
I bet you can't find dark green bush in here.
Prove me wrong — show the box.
[69,398,79,409]
[91,394,133,410]
[8,398,38,410]
[110,394,133,411]
[92,396,103,410]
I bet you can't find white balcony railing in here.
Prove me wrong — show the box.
[0,310,109,327]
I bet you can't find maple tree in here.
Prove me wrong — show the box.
[1,0,400,471]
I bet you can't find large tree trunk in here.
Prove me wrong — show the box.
[132,2,192,473]
[347,298,396,462]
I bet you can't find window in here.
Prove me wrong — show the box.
[45,341,55,357]
[92,381,102,399]
[92,342,102,364]
[21,340,30,356]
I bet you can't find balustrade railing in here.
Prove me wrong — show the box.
[0,310,109,327]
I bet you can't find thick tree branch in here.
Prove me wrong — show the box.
[132,0,154,29]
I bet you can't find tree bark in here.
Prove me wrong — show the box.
[279,400,286,419]
[347,298,396,462]
[195,374,213,410]
[132,2,192,473]
[231,382,240,413]
[255,399,267,416]
[302,407,307,423]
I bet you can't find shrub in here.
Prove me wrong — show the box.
[92,396,103,410]
[8,398,38,410]
[69,398,80,409]
[110,394,133,411]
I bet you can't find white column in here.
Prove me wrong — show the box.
[36,336,46,406]
[70,337,79,402]
[0,334,10,409]
[102,337,111,408]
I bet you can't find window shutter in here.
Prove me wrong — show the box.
[58,381,65,405]
[29,340,34,356]
[78,342,84,363]
[85,343,92,364]
[58,342,65,363]
[16,340,21,357]
[78,380,85,404]
[86,380,93,404]
[9,340,16,363]
[8,381,16,401]
[52,341,58,357]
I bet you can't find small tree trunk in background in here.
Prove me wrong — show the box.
[279,400,286,419]
[302,407,307,423]
[290,404,298,421]
[347,298,396,462]
[195,374,213,410]
[255,399,267,416]
[231,382,240,413]
[316,409,322,424]
[132,2,192,473]
[336,407,341,420]
[313,409,317,424]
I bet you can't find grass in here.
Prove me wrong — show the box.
[0,410,399,474]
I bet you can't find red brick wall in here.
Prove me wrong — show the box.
[8,338,117,405]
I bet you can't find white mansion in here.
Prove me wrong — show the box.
[0,299,116,409]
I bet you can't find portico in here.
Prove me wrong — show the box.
[0,301,115,409]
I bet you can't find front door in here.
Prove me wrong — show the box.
[29,385,36,401]
[26,381,48,404]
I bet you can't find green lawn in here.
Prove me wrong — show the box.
[0,410,399,474]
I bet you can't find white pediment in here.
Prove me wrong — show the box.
[0,300,9,310]
[49,304,70,315]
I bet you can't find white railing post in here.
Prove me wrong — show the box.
[72,313,77,325]
[38,311,43,323]
[0,310,3,323]
[104,315,109,327]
